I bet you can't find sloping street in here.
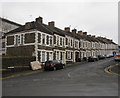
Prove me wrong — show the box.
[2,58,118,96]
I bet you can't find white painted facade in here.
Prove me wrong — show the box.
[6,29,118,63]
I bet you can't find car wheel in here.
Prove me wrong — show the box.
[44,68,47,71]
[53,67,56,71]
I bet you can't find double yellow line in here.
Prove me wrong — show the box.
[104,64,120,76]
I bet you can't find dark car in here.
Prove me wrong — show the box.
[88,56,99,62]
[98,55,105,60]
[107,54,113,58]
[44,60,65,71]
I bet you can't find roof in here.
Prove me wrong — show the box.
[6,22,54,35]
[5,17,117,45]
[0,17,22,27]
[43,24,65,36]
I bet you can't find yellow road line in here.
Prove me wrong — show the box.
[104,65,120,76]
[0,69,11,71]
[1,70,44,80]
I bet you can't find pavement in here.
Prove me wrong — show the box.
[1,61,87,80]
[2,57,119,96]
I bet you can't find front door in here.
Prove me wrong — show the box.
[46,52,49,61]
[75,52,79,62]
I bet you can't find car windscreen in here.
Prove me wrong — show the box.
[45,61,52,64]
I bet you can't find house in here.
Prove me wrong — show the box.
[0,17,22,55]
[5,16,118,64]
[64,28,80,63]
[5,17,67,63]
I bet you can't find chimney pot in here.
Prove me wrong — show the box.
[92,35,95,38]
[88,35,92,37]
[48,21,55,27]
[78,31,83,35]
[72,29,77,33]
[64,27,70,32]
[83,32,87,35]
[35,16,43,23]
[25,22,32,30]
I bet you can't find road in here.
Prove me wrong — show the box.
[2,58,118,96]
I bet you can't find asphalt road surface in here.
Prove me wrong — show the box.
[2,58,118,96]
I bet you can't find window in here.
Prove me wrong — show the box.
[71,39,73,46]
[15,34,24,46]
[53,51,56,60]
[60,52,62,60]
[83,42,84,48]
[15,35,20,45]
[75,41,78,48]
[79,41,81,48]
[49,52,53,60]
[18,35,20,45]
[66,51,71,60]
[57,51,59,60]
[63,38,64,47]
[46,52,49,61]
[57,36,59,45]
[66,51,67,59]
[24,33,35,44]
[42,34,45,45]
[38,33,41,43]
[68,39,70,46]
[60,38,62,46]
[67,51,71,59]
[46,35,49,45]
[42,51,45,62]
[21,34,24,45]
[71,52,73,59]
[54,35,56,44]
[66,38,68,45]
[50,36,52,46]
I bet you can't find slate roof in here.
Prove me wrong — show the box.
[5,17,117,45]
[96,37,114,44]
[6,22,53,35]
[1,17,22,27]
[43,24,65,36]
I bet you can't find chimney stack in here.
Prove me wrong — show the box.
[35,16,43,23]
[83,32,87,35]
[64,27,70,32]
[25,22,32,30]
[87,35,92,37]
[78,31,83,35]
[72,29,77,33]
[92,35,96,38]
[48,21,55,27]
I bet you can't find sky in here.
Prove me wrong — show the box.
[0,0,119,44]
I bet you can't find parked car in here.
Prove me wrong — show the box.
[88,56,99,62]
[98,55,105,60]
[114,53,120,61]
[44,60,65,71]
[105,54,113,58]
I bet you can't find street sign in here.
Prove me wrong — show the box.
[113,51,116,56]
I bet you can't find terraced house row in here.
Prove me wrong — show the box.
[5,17,118,64]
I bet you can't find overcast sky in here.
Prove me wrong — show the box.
[1,0,118,44]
